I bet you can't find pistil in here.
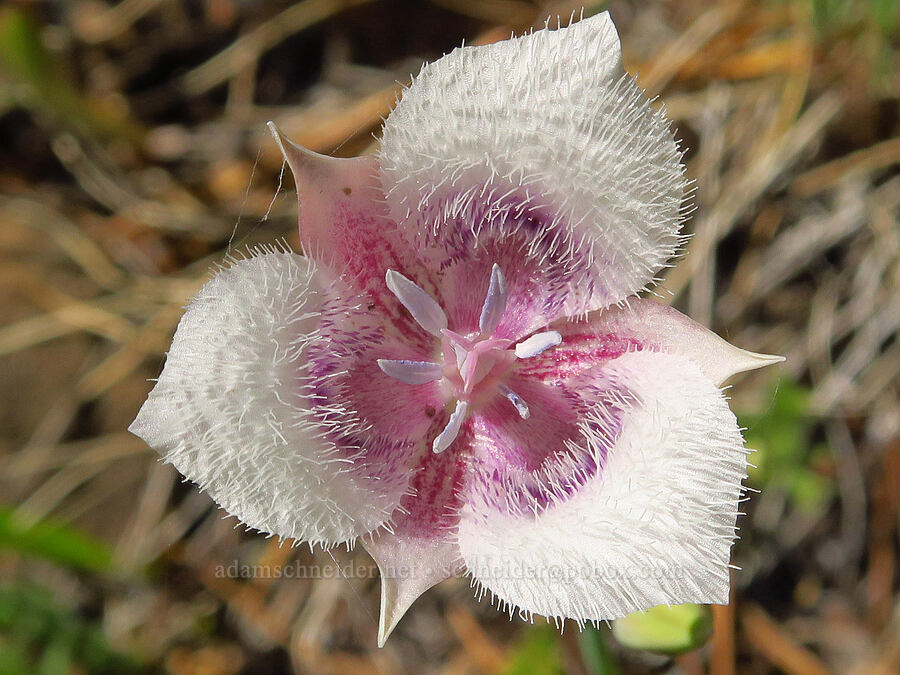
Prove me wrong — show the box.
[378,265,562,453]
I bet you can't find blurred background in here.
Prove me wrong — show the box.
[0,0,898,673]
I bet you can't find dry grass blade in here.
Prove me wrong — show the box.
[742,604,834,675]
[72,0,168,43]
[427,0,535,24]
[792,136,900,197]
[662,92,841,299]
[2,196,125,288]
[181,0,375,96]
[637,2,742,94]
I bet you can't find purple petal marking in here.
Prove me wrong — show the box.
[433,400,468,454]
[385,269,447,337]
[399,188,607,339]
[514,330,562,359]
[479,263,508,335]
[465,375,621,515]
[307,291,444,451]
[499,384,530,419]
[377,359,443,385]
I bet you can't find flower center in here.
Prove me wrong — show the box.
[377,264,562,454]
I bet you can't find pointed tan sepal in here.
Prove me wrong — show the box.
[362,533,461,647]
[265,121,382,267]
[714,347,785,386]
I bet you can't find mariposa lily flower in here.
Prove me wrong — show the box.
[130,12,781,646]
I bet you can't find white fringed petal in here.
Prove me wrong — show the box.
[380,12,687,308]
[457,350,747,623]
[129,252,406,548]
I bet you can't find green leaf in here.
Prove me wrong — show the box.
[0,7,142,139]
[578,626,622,675]
[789,467,833,513]
[0,585,146,674]
[740,378,836,515]
[0,8,74,109]
[503,625,564,675]
[611,604,713,655]
[0,507,112,573]
[0,636,33,675]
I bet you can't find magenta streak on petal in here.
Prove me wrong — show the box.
[515,332,642,384]
[271,131,438,337]
[400,419,471,536]
[359,420,470,646]
[305,289,443,462]
[329,201,439,350]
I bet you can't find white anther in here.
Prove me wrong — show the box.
[479,263,508,335]
[385,269,447,337]
[377,359,443,385]
[514,330,562,359]
[432,400,468,454]
[499,384,530,420]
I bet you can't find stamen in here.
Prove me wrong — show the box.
[479,263,508,335]
[379,264,543,451]
[499,384,530,419]
[385,269,447,337]
[377,359,443,385]
[432,400,468,454]
[514,330,563,359]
